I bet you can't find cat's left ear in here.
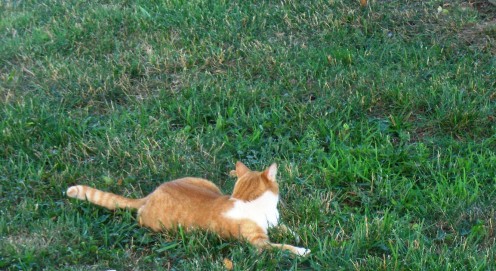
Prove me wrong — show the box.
[263,163,278,182]
[235,161,250,177]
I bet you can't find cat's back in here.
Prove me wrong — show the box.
[157,177,224,199]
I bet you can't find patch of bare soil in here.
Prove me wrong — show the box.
[460,1,496,54]
[469,0,496,18]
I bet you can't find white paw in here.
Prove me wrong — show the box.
[295,247,311,257]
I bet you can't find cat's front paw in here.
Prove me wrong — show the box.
[295,247,311,257]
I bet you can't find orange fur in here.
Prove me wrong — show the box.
[66,162,310,256]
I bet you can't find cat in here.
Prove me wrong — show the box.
[66,161,310,256]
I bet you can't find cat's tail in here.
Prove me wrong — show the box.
[66,185,147,210]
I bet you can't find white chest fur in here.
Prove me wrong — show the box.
[224,191,280,233]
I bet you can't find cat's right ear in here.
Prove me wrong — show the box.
[263,163,278,182]
[235,161,250,177]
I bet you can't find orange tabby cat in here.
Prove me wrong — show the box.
[66,161,310,256]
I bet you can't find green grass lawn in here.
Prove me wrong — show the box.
[1,0,495,269]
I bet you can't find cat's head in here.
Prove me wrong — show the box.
[230,161,279,201]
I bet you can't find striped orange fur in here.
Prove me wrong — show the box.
[66,161,310,256]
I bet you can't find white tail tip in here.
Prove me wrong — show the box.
[66,185,81,199]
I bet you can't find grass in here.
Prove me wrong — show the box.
[1,0,495,269]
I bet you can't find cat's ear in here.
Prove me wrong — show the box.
[235,161,250,177]
[263,163,278,182]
